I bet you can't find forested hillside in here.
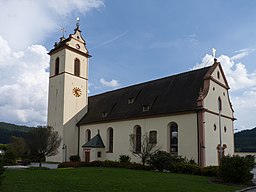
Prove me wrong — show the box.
[234,127,256,152]
[0,122,33,144]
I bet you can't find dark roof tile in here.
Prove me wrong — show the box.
[82,133,105,148]
[79,66,211,125]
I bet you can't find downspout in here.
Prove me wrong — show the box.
[197,89,206,167]
[78,125,80,156]
[196,111,200,166]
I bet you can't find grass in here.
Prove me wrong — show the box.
[1,167,243,192]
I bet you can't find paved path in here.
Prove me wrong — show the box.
[4,162,59,169]
[30,162,59,169]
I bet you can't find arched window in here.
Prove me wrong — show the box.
[169,122,178,155]
[85,129,91,142]
[218,97,222,112]
[55,57,59,75]
[107,127,114,153]
[134,126,141,153]
[149,131,157,144]
[74,58,80,77]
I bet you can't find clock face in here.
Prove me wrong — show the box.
[72,87,82,97]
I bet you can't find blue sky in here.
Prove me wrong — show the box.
[0,0,256,131]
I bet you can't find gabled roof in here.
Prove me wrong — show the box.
[82,132,105,148]
[48,27,91,57]
[79,66,212,125]
[204,60,230,89]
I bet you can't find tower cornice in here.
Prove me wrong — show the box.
[48,44,91,58]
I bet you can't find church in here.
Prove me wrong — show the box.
[47,22,235,167]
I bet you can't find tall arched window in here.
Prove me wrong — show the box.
[55,57,59,75]
[135,126,141,153]
[85,129,91,142]
[169,122,178,155]
[107,127,113,153]
[149,131,157,144]
[218,97,222,112]
[74,58,80,77]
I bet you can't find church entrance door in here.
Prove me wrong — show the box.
[85,151,90,162]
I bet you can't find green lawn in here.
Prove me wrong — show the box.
[1,167,242,192]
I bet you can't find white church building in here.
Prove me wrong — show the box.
[47,23,235,167]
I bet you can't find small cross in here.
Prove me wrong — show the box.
[61,27,66,38]
[212,48,216,58]
[76,17,80,29]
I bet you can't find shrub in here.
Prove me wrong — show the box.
[126,163,152,171]
[173,163,201,175]
[2,151,16,165]
[58,161,81,168]
[148,151,173,172]
[69,155,81,162]
[219,155,254,184]
[149,151,190,172]
[103,160,120,168]
[119,155,131,164]
[89,161,104,167]
[0,158,5,185]
[201,166,219,177]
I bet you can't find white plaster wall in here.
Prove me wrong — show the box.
[69,30,88,53]
[204,65,233,118]
[79,113,198,163]
[211,65,227,86]
[47,69,65,162]
[203,64,234,166]
[64,49,88,79]
[47,36,89,162]
[204,112,234,166]
[49,49,65,77]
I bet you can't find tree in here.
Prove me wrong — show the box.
[8,136,27,159]
[26,126,61,167]
[129,132,161,165]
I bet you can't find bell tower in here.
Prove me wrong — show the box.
[47,20,91,162]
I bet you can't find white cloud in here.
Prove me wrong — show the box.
[47,0,104,15]
[0,0,104,126]
[0,0,105,50]
[193,51,256,131]
[0,36,49,126]
[100,78,120,88]
[231,48,254,61]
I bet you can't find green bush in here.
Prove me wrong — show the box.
[0,144,7,151]
[201,166,219,177]
[148,151,173,172]
[69,155,81,162]
[173,163,201,175]
[89,161,104,167]
[126,163,152,170]
[149,151,189,172]
[0,158,5,185]
[103,160,121,168]
[58,162,81,168]
[119,155,131,163]
[2,150,16,165]
[219,155,254,184]
[57,160,152,171]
